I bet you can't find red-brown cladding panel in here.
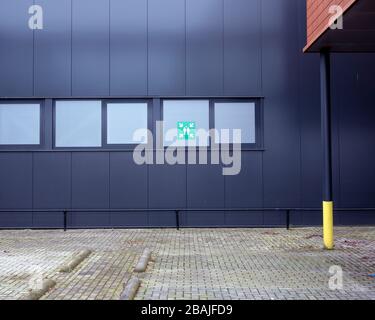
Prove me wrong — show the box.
[305,0,358,50]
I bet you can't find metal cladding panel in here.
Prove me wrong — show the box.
[148,0,186,96]
[32,211,64,228]
[334,54,375,208]
[224,211,263,227]
[224,152,263,208]
[0,153,32,209]
[299,56,322,208]
[148,152,187,209]
[69,211,110,228]
[0,0,33,97]
[0,212,33,228]
[186,0,223,96]
[71,152,110,209]
[72,0,110,96]
[187,156,225,209]
[109,152,148,209]
[223,0,262,96]
[34,0,72,96]
[261,0,301,208]
[32,152,71,209]
[110,0,148,96]
[338,211,375,225]
[263,211,287,226]
[184,210,225,227]
[298,0,322,209]
[110,211,148,227]
[148,211,176,227]
[331,52,347,209]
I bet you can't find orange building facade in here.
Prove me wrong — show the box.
[305,0,358,51]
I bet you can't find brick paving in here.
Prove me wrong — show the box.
[0,227,374,300]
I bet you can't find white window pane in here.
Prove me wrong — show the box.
[163,100,209,147]
[214,102,256,144]
[55,101,102,147]
[0,104,40,145]
[107,103,148,144]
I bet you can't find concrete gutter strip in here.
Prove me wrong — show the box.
[134,248,152,273]
[58,249,92,273]
[21,279,56,300]
[119,277,140,300]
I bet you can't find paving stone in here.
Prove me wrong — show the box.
[0,227,374,300]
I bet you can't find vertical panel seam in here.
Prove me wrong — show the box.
[109,153,111,210]
[185,153,187,210]
[70,0,73,96]
[222,0,225,96]
[259,0,263,95]
[260,0,264,213]
[31,153,34,226]
[337,61,342,208]
[32,1,36,224]
[184,0,187,96]
[261,7,265,223]
[109,0,111,96]
[147,160,149,226]
[297,0,303,211]
[185,0,188,218]
[32,0,36,96]
[147,157,149,212]
[223,162,226,225]
[70,152,73,211]
[145,26,152,225]
[258,0,264,95]
[147,0,149,96]
[108,152,111,226]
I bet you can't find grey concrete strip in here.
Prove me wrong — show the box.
[21,279,56,300]
[58,249,92,273]
[119,277,140,300]
[134,248,152,273]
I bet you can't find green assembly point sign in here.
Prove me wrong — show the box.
[177,121,196,140]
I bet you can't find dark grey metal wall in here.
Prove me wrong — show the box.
[0,0,374,228]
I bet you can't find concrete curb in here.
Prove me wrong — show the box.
[21,279,56,300]
[134,248,152,273]
[58,249,92,273]
[119,277,140,300]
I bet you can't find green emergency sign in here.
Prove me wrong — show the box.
[177,121,196,140]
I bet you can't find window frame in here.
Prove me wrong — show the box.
[53,99,103,150]
[0,98,263,151]
[161,98,263,150]
[161,98,211,149]
[0,100,45,150]
[211,98,263,150]
[53,99,152,150]
[102,99,152,150]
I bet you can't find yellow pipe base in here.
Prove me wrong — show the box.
[323,201,334,250]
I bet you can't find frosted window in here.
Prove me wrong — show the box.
[55,101,102,147]
[107,103,148,144]
[163,100,209,147]
[214,102,256,144]
[0,104,40,145]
